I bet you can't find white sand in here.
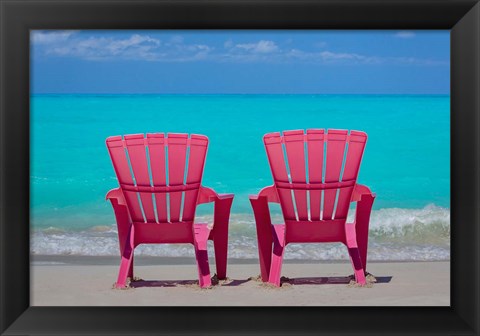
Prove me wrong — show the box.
[31,260,449,306]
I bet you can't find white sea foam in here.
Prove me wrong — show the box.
[31,205,450,261]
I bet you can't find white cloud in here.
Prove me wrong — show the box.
[318,51,380,63]
[107,35,160,53]
[395,31,416,38]
[234,40,279,53]
[32,31,446,66]
[46,34,162,61]
[388,56,447,66]
[280,49,380,64]
[31,30,78,44]
[34,32,214,62]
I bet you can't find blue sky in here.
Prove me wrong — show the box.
[31,30,449,94]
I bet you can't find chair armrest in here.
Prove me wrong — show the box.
[249,185,280,204]
[197,186,234,205]
[198,187,234,253]
[106,187,132,254]
[351,184,376,202]
[106,187,127,206]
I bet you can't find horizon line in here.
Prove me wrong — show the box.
[31,93,450,96]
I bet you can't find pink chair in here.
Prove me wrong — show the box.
[106,133,233,288]
[250,129,375,286]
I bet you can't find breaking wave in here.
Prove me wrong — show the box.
[31,204,450,261]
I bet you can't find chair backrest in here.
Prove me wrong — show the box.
[106,133,208,224]
[263,129,367,223]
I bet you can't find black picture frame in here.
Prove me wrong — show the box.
[1,0,479,335]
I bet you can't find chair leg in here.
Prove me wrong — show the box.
[345,223,366,285]
[115,226,135,288]
[212,197,233,280]
[356,195,374,273]
[250,196,274,282]
[347,247,366,285]
[213,233,228,280]
[268,225,286,287]
[128,253,134,280]
[194,226,212,288]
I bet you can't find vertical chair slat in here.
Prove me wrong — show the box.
[264,133,296,221]
[106,136,144,222]
[147,133,168,223]
[306,129,325,221]
[334,186,354,220]
[183,135,208,222]
[335,131,367,219]
[167,133,188,222]
[341,131,367,181]
[284,130,308,221]
[323,130,348,220]
[123,192,145,222]
[125,134,156,223]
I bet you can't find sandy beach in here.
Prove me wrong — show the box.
[31,256,449,306]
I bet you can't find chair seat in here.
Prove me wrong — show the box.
[132,222,212,245]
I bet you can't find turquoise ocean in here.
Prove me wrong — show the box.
[31,94,450,261]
